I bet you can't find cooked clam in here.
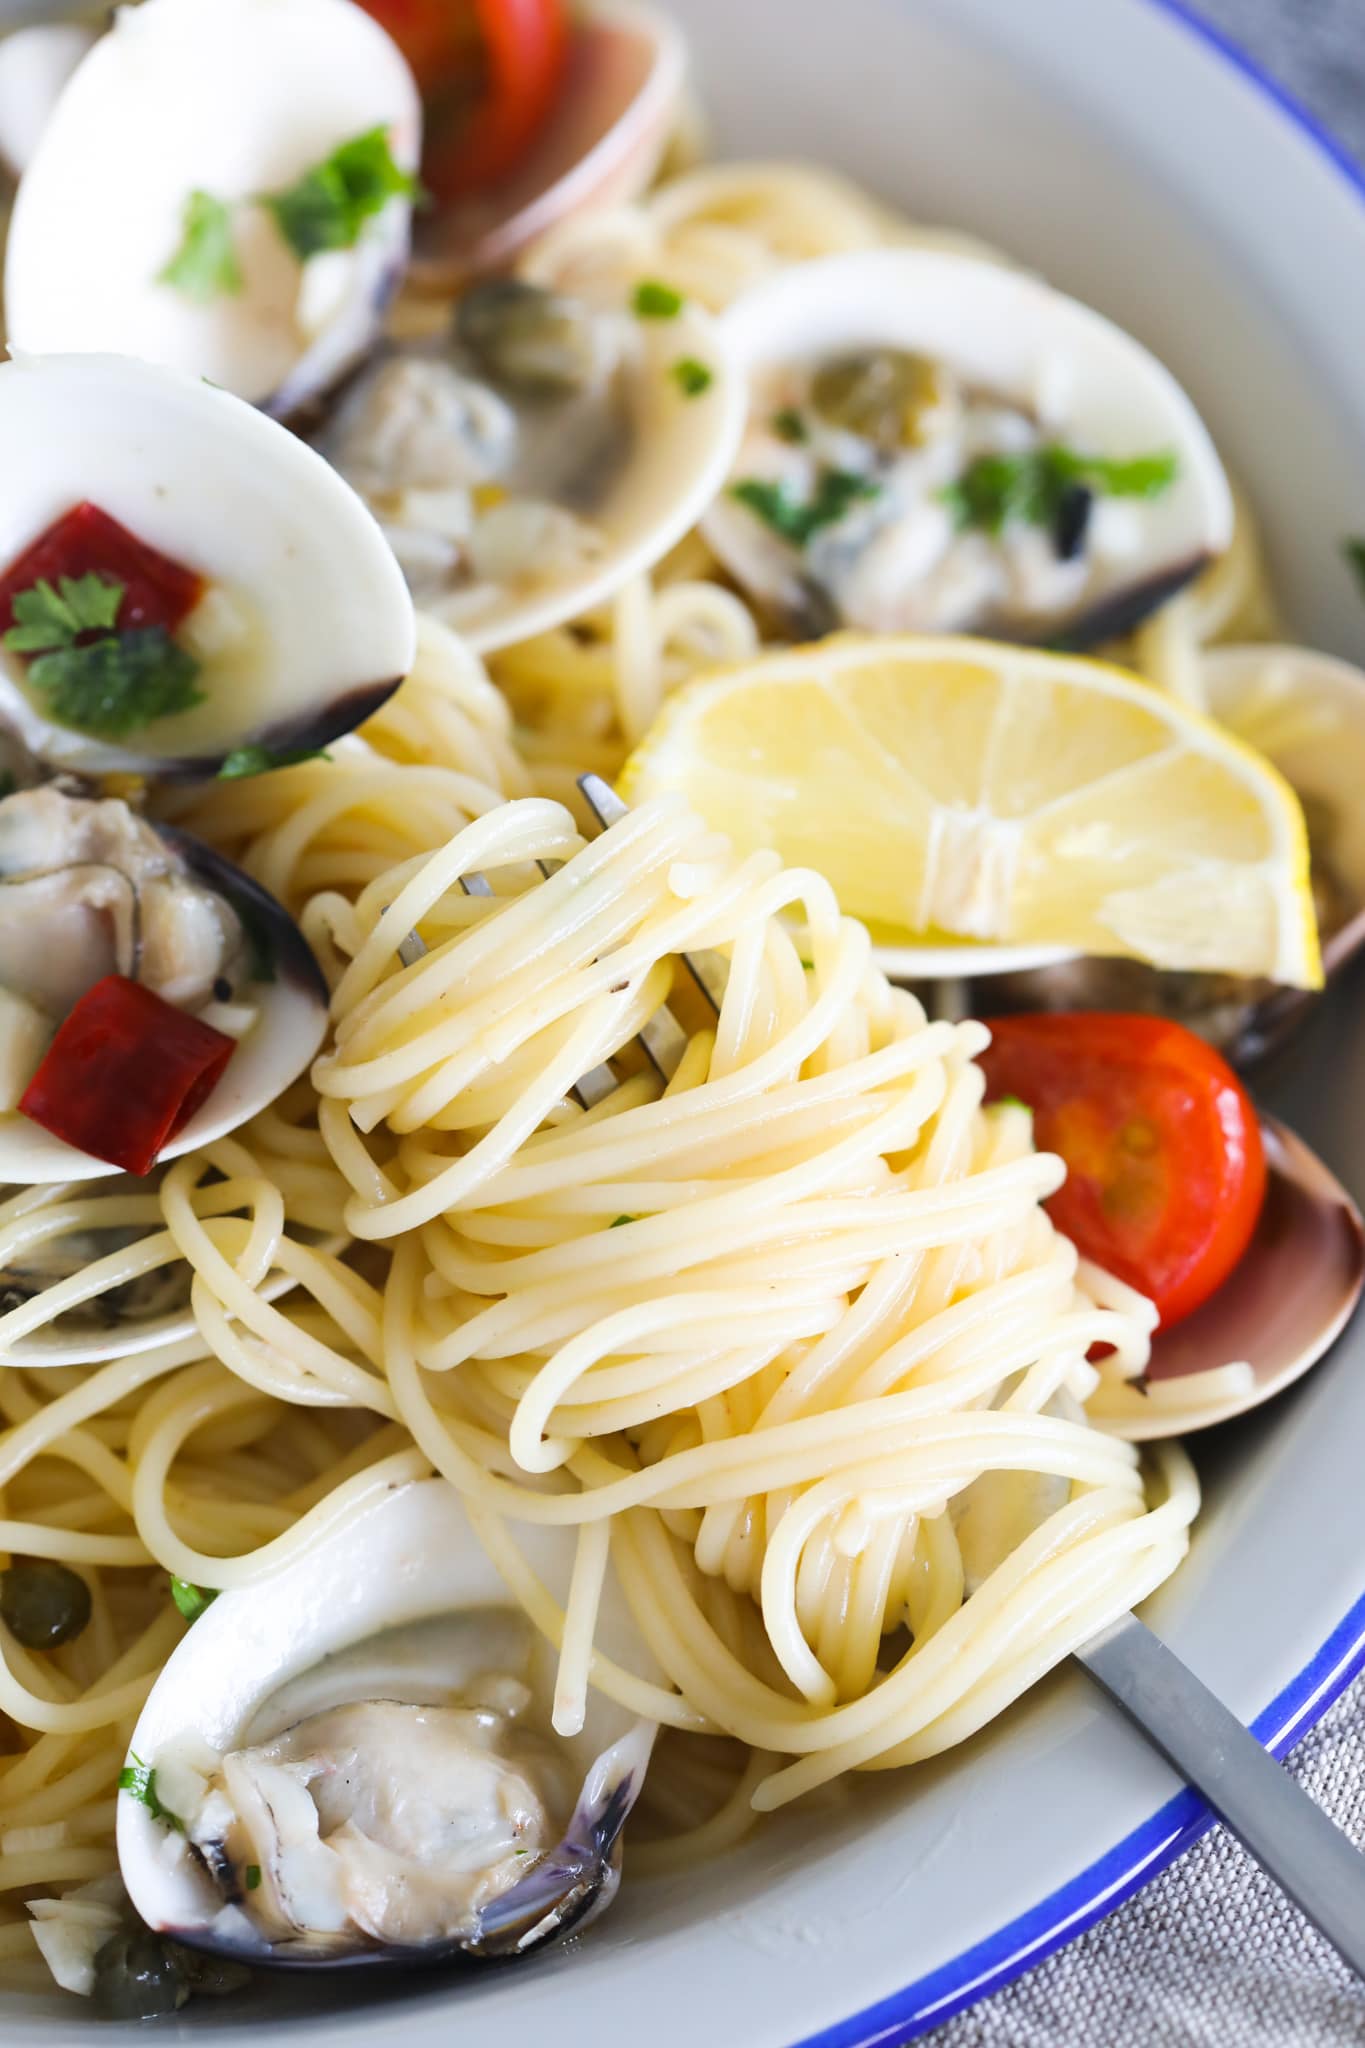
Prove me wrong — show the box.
[119,1478,657,1968]
[704,249,1233,645]
[0,352,414,777]
[409,1,685,294]
[4,0,421,418]
[0,787,327,1185]
[316,278,744,654]
[0,20,93,179]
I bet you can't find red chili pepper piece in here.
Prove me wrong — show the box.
[0,503,204,638]
[20,975,235,1176]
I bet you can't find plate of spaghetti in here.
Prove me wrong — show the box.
[0,0,1363,2041]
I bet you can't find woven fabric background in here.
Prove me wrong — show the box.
[929,2,1365,2042]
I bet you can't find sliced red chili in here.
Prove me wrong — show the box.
[0,503,204,638]
[20,975,235,1176]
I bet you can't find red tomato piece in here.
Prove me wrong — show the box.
[978,1012,1266,1329]
[0,503,203,639]
[361,0,567,201]
[20,976,235,1176]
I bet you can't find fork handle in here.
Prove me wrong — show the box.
[1077,1611,1365,1978]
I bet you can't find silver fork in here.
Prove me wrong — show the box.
[413,781,1365,1970]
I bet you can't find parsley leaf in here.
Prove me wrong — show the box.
[942,445,1178,536]
[732,468,881,548]
[29,630,202,738]
[118,1755,184,1832]
[169,1577,218,1623]
[265,126,419,261]
[671,357,713,398]
[610,1215,635,1228]
[772,408,809,445]
[219,744,330,780]
[633,279,684,319]
[4,574,124,651]
[245,1863,263,1890]
[1344,537,1365,600]
[994,1094,1031,1114]
[158,190,243,302]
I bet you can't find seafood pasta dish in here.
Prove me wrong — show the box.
[0,0,1355,2023]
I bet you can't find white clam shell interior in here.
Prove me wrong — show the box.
[4,0,421,412]
[457,298,747,655]
[118,1476,652,1942]
[707,246,1234,625]
[0,352,415,776]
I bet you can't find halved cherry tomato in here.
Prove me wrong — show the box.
[978,1012,1266,1329]
[360,0,567,201]
[0,503,203,639]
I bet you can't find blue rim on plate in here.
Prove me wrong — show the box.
[791,3,1365,2042]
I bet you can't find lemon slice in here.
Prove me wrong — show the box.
[619,634,1322,987]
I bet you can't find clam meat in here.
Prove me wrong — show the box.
[316,275,745,654]
[705,249,1233,645]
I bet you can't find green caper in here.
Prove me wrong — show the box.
[810,348,949,450]
[91,1930,190,2022]
[0,1558,91,1649]
[456,277,604,397]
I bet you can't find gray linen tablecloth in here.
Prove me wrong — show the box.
[929,3,1365,2043]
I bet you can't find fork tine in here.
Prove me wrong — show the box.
[576,775,726,1016]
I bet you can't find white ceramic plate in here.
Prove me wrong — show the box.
[9,1,1365,2042]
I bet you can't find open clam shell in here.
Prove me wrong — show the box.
[4,0,422,418]
[1110,1115,1365,1442]
[0,352,414,778]
[409,1,685,295]
[119,1477,657,1970]
[0,815,327,1186]
[704,248,1233,647]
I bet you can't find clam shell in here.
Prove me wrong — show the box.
[119,1476,657,1968]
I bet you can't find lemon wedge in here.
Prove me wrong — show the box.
[619,634,1322,987]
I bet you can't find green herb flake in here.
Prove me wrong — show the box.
[265,126,419,262]
[1344,537,1365,600]
[3,574,203,739]
[609,1215,636,1229]
[994,1094,1031,1114]
[671,356,713,398]
[798,958,814,971]
[245,1864,262,1891]
[169,1577,219,1623]
[772,408,809,445]
[158,189,243,302]
[732,468,881,548]
[219,744,330,781]
[118,1755,184,1833]
[632,279,684,320]
[941,445,1178,537]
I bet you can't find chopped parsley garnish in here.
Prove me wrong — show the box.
[1344,537,1365,600]
[118,1755,184,1832]
[671,357,713,398]
[158,190,243,302]
[772,407,809,445]
[265,126,419,261]
[3,574,203,738]
[941,445,1178,537]
[219,744,330,780]
[994,1094,1031,1113]
[633,278,684,319]
[610,1215,636,1228]
[245,1864,262,1891]
[169,1577,219,1623]
[732,468,881,548]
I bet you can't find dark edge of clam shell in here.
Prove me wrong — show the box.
[157,826,328,1007]
[144,676,407,784]
[1040,550,1213,651]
